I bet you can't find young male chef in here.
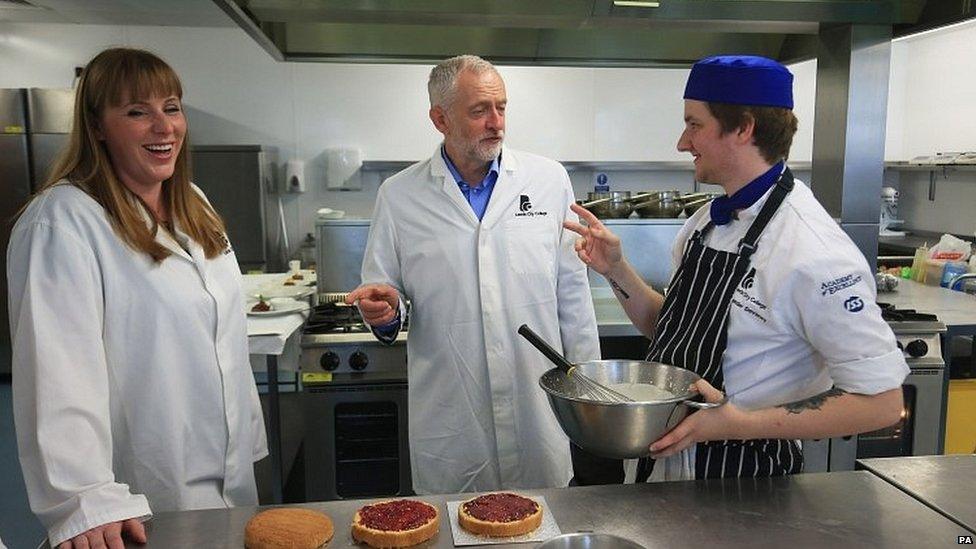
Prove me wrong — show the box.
[565,55,908,480]
[345,55,602,493]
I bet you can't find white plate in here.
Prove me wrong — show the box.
[246,299,309,316]
[252,285,315,299]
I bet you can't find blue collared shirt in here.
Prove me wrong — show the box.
[441,146,500,221]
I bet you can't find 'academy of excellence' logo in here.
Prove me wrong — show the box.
[515,194,548,217]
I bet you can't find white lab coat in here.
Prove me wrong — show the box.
[362,146,600,494]
[7,183,268,546]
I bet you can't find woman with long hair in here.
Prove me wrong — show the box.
[7,48,267,549]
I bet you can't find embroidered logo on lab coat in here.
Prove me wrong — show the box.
[220,234,233,255]
[514,194,547,217]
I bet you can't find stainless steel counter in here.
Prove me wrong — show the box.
[595,276,976,335]
[859,455,976,534]
[112,472,967,548]
[593,288,642,338]
[879,278,976,329]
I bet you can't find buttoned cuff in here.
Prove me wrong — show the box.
[371,308,402,344]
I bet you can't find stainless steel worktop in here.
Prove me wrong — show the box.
[114,472,966,548]
[595,276,976,336]
[859,455,976,533]
[593,288,643,338]
[879,278,976,328]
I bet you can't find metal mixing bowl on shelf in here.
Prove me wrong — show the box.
[580,191,633,219]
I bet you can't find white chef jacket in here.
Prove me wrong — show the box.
[362,145,600,494]
[7,183,268,546]
[649,175,909,481]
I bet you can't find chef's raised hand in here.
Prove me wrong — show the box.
[563,203,624,276]
[59,518,146,549]
[648,379,747,459]
[345,283,400,327]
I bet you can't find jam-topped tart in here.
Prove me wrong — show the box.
[458,492,542,537]
[352,499,439,548]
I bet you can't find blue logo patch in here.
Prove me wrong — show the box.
[844,295,864,313]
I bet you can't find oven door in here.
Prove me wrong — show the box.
[804,364,945,471]
[302,377,412,501]
[857,363,944,459]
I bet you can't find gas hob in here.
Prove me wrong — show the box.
[300,299,407,379]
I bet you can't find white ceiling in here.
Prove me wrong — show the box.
[0,0,235,27]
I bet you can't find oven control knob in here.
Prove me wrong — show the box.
[320,351,341,371]
[349,350,369,371]
[905,339,928,358]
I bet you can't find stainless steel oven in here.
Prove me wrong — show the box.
[803,309,947,472]
[300,299,413,500]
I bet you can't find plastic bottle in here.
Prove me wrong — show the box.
[942,261,969,289]
[911,244,928,283]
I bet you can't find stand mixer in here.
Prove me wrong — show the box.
[880,186,906,237]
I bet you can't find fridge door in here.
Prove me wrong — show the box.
[0,133,32,374]
[191,145,271,271]
[1,88,27,129]
[27,88,74,133]
[30,133,69,189]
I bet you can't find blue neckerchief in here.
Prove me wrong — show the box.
[441,145,500,221]
[709,161,785,226]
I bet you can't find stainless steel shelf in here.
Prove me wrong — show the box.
[884,162,976,172]
[361,160,816,172]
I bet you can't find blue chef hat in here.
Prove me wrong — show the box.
[683,55,794,109]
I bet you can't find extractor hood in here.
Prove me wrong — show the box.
[213,1,971,67]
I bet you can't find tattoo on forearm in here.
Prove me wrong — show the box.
[778,387,846,414]
[608,277,630,299]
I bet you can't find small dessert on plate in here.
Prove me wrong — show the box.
[244,507,334,549]
[458,492,542,537]
[352,499,439,548]
[251,296,272,312]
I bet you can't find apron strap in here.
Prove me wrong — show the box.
[737,167,795,259]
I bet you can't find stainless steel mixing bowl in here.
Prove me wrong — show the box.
[539,360,724,459]
[539,534,646,549]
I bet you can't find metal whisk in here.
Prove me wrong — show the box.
[518,325,633,403]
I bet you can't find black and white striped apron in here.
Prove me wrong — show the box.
[638,168,803,480]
